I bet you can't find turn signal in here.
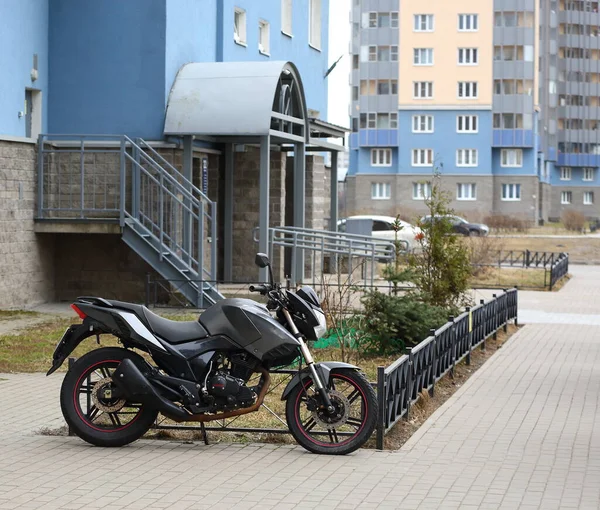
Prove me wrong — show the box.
[71,304,87,320]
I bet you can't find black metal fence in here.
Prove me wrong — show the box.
[375,288,518,449]
[549,252,569,290]
[490,250,560,268]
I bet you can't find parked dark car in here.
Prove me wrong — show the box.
[420,215,489,237]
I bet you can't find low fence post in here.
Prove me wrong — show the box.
[68,357,76,436]
[492,294,498,340]
[466,307,472,366]
[448,316,456,376]
[480,299,486,351]
[503,289,508,333]
[376,366,385,450]
[429,329,437,397]
[404,348,413,421]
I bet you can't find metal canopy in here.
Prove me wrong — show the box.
[164,61,308,141]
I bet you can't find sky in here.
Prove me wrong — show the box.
[327,0,351,129]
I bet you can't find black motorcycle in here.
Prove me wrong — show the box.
[47,253,377,455]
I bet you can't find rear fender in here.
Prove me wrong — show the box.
[46,319,105,376]
[280,362,359,401]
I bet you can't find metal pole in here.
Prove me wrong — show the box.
[330,151,339,232]
[80,139,85,218]
[224,143,234,281]
[183,135,193,265]
[37,134,45,218]
[119,136,126,226]
[376,366,385,450]
[293,143,306,285]
[258,135,271,282]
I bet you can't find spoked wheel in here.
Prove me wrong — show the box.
[286,369,377,455]
[60,347,158,447]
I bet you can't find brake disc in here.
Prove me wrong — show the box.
[312,389,350,428]
[91,377,126,413]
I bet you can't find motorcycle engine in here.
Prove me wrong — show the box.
[207,371,256,409]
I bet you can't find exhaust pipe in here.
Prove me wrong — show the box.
[112,359,190,422]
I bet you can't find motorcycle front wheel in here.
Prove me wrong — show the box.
[285,368,378,455]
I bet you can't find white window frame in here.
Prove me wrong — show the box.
[458,81,478,99]
[561,191,572,204]
[391,12,399,28]
[560,167,572,181]
[457,183,477,201]
[412,149,434,167]
[458,14,478,32]
[258,20,270,55]
[456,149,478,167]
[371,182,391,200]
[414,48,434,66]
[234,7,247,45]
[501,183,522,201]
[413,81,433,99]
[456,115,478,133]
[281,0,292,36]
[367,112,376,129]
[371,148,392,167]
[458,48,478,65]
[412,182,432,200]
[413,14,434,32]
[368,12,377,28]
[390,45,398,61]
[584,191,594,205]
[309,0,322,50]
[412,115,434,133]
[583,168,595,181]
[368,46,377,62]
[501,149,523,167]
[389,113,398,129]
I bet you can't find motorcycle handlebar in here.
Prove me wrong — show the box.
[249,284,269,295]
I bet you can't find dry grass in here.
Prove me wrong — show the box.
[470,267,547,290]
[0,310,40,320]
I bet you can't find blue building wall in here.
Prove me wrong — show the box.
[549,166,600,186]
[491,148,537,175]
[46,0,327,139]
[48,0,167,138]
[0,0,49,137]
[397,110,493,175]
[219,0,329,119]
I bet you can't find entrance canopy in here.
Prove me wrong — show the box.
[164,61,308,144]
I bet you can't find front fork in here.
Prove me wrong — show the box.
[281,309,335,413]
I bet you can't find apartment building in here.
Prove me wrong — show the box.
[347,0,600,223]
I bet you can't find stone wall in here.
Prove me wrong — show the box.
[53,234,160,303]
[0,140,55,309]
[549,186,600,221]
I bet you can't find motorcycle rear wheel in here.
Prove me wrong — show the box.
[285,368,377,455]
[60,347,158,447]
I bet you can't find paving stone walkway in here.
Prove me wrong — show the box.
[1,266,599,509]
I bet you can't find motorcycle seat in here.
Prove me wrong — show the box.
[93,299,209,344]
[142,309,209,344]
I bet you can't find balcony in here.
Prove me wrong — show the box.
[557,153,600,167]
[353,129,399,147]
[492,129,535,147]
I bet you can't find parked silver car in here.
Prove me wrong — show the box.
[337,215,423,250]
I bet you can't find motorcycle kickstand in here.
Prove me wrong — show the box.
[200,423,209,446]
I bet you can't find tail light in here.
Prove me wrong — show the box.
[71,304,87,320]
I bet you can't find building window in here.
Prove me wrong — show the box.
[414,48,434,65]
[560,167,572,180]
[390,113,398,129]
[281,0,292,35]
[412,149,434,167]
[457,183,477,201]
[390,45,398,61]
[494,113,524,129]
[352,86,358,101]
[502,183,521,201]
[371,149,392,167]
[376,80,398,95]
[352,54,359,69]
[367,113,376,129]
[368,46,377,61]
[413,182,432,200]
[501,149,523,167]
[458,48,478,65]
[368,12,377,28]
[458,81,478,99]
[584,191,594,205]
[456,149,478,167]
[258,20,270,54]
[234,8,247,45]
[371,182,391,199]
[412,115,434,133]
[561,191,572,204]
[457,115,478,133]
[458,14,478,32]
[391,12,399,28]
[309,0,321,49]
[414,81,433,99]
[414,14,434,32]
[583,168,595,181]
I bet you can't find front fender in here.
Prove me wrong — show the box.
[280,362,359,400]
[46,319,103,376]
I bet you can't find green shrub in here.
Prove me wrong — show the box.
[358,292,449,355]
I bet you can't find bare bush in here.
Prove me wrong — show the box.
[483,214,529,233]
[464,236,505,276]
[561,210,585,232]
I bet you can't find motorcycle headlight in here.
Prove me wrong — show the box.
[313,309,327,339]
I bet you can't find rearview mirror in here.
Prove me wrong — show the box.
[255,253,271,268]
